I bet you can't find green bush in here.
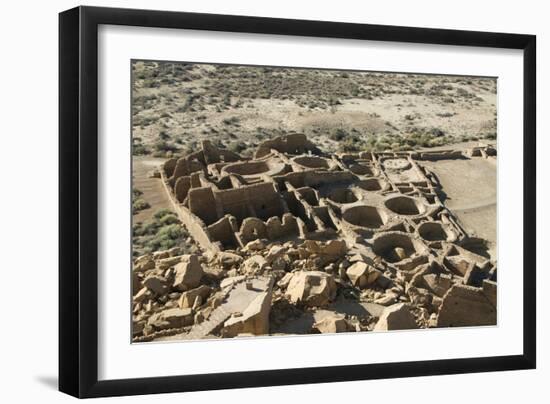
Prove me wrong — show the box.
[154,208,174,220]
[132,144,149,156]
[156,224,183,240]
[329,128,348,141]
[132,199,150,214]
[133,209,189,256]
[428,127,445,137]
[339,137,362,152]
[158,130,170,140]
[228,141,247,153]
[223,93,231,106]
[177,94,197,113]
[154,140,178,153]
[160,214,179,225]
[222,116,240,125]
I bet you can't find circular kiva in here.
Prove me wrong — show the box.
[384,195,426,216]
[372,232,418,263]
[356,178,387,191]
[348,163,373,176]
[222,160,285,177]
[292,156,331,169]
[342,205,388,229]
[383,158,411,171]
[327,188,358,204]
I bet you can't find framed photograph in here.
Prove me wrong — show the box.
[59,6,536,398]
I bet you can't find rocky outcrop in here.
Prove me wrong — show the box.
[313,313,349,334]
[436,283,496,327]
[173,255,203,291]
[374,303,418,331]
[346,262,381,288]
[222,290,272,337]
[285,271,337,307]
[178,285,212,309]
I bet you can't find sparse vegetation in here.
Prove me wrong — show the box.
[132,189,150,214]
[132,209,192,257]
[131,61,496,158]
[436,112,455,118]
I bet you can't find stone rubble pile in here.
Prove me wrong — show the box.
[132,236,496,341]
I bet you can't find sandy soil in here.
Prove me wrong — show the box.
[133,156,172,223]
[422,157,497,259]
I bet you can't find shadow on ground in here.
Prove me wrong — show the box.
[35,375,58,390]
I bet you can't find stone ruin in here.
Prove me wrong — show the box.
[132,133,497,341]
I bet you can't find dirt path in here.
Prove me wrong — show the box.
[133,156,172,223]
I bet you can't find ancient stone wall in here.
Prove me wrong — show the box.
[134,135,497,341]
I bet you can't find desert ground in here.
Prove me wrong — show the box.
[132,61,496,159]
[131,61,497,341]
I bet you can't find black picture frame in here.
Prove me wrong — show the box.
[59,5,536,398]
